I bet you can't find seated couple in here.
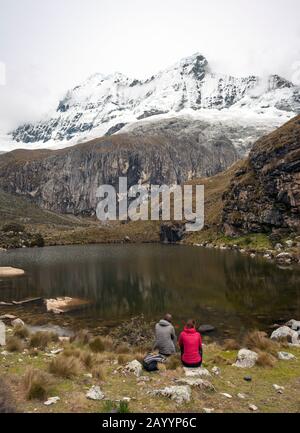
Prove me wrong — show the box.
[153,313,202,368]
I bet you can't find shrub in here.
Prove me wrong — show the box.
[49,355,81,378]
[23,368,53,400]
[29,331,58,350]
[223,338,240,350]
[256,351,277,368]
[6,336,24,352]
[13,324,30,340]
[2,223,25,233]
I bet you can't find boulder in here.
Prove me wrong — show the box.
[124,360,143,377]
[211,366,221,376]
[249,404,258,411]
[175,377,215,391]
[44,396,60,406]
[285,319,300,331]
[276,252,293,265]
[86,385,105,401]
[45,297,91,314]
[273,384,284,394]
[183,367,211,377]
[277,351,296,361]
[203,408,214,413]
[233,349,258,368]
[149,385,191,405]
[198,324,215,333]
[0,321,5,347]
[160,222,186,243]
[271,326,300,345]
[11,318,25,328]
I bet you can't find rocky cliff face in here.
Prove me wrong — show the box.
[222,115,300,235]
[0,126,238,214]
[9,53,300,148]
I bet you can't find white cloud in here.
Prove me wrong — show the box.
[0,0,299,130]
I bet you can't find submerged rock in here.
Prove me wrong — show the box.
[149,385,191,404]
[45,297,91,314]
[0,267,25,277]
[233,349,258,368]
[198,324,215,333]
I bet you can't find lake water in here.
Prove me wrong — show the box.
[0,244,299,339]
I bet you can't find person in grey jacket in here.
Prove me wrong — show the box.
[153,313,177,356]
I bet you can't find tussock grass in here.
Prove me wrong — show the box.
[244,330,279,355]
[256,351,277,368]
[117,354,133,365]
[29,331,59,350]
[70,329,92,345]
[80,351,93,369]
[223,338,240,351]
[91,365,105,381]
[6,336,24,352]
[165,354,182,370]
[13,324,30,340]
[89,336,114,353]
[49,355,81,378]
[115,343,131,354]
[23,368,53,400]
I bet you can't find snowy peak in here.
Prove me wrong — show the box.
[10,53,300,146]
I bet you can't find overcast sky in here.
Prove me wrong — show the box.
[0,0,300,130]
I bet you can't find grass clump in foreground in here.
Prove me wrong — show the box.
[49,355,81,378]
[23,368,53,401]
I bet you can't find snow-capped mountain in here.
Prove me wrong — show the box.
[9,53,300,148]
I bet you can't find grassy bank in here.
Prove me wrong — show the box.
[1,326,300,413]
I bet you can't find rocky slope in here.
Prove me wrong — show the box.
[222,115,300,235]
[9,53,300,149]
[0,128,239,214]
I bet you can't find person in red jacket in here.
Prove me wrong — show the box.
[178,319,203,368]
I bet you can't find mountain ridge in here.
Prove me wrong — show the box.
[9,53,300,148]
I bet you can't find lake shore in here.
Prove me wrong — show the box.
[1,317,300,413]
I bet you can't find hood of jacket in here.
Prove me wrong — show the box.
[183,326,197,334]
[158,319,172,327]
